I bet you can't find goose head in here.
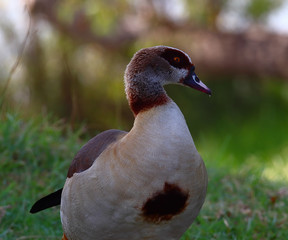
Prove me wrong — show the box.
[124,46,211,115]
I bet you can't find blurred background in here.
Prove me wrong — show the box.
[1,0,287,177]
[0,0,288,239]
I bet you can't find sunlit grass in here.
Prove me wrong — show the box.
[261,147,288,182]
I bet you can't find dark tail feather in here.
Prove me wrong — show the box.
[30,188,63,214]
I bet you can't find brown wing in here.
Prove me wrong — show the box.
[67,129,127,178]
[30,129,127,214]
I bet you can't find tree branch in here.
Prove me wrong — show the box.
[29,0,137,49]
[29,0,288,79]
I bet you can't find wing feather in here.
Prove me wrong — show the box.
[30,129,127,213]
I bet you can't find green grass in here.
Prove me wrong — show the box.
[1,80,288,240]
[0,114,82,239]
[181,169,288,240]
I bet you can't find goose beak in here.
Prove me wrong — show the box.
[183,68,211,95]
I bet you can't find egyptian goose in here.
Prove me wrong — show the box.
[30,46,211,240]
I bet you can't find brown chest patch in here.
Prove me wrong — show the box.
[141,182,189,223]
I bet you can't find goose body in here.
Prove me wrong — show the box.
[30,46,211,240]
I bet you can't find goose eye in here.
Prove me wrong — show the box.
[173,57,180,63]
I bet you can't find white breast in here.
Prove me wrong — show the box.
[61,101,207,240]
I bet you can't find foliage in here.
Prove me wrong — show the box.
[246,0,283,20]
[1,0,287,131]
[167,79,288,169]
